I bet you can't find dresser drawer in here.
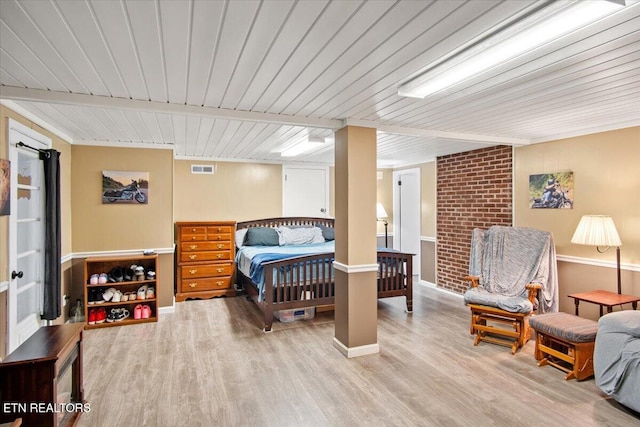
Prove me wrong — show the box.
[207,233,230,242]
[181,251,232,262]
[207,226,233,234]
[180,264,233,279]
[180,276,232,292]
[182,234,207,242]
[181,241,231,252]
[182,226,206,235]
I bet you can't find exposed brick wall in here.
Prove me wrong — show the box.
[436,145,513,293]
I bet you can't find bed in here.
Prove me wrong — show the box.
[235,217,413,331]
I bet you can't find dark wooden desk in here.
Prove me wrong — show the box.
[568,290,640,317]
[0,323,84,427]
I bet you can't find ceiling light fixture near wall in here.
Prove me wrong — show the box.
[280,136,326,157]
[398,0,626,99]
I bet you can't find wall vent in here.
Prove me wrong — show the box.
[191,164,215,174]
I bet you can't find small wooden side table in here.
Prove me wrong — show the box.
[567,290,640,317]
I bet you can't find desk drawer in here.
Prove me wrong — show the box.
[181,251,232,263]
[181,241,231,252]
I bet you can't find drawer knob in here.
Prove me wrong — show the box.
[217,281,223,286]
[189,255,197,260]
[191,237,196,240]
[217,228,222,232]
[189,283,196,288]
[217,244,224,249]
[190,244,197,250]
[216,268,224,273]
[192,228,196,232]
[217,254,223,259]
[189,269,197,275]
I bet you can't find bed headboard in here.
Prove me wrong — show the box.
[236,217,334,230]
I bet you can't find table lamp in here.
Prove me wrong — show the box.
[376,203,389,248]
[571,215,622,294]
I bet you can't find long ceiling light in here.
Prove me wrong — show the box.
[398,0,626,99]
[280,136,325,157]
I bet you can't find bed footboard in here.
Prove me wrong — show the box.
[377,250,413,313]
[262,252,336,332]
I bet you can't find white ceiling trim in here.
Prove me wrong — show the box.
[74,139,174,150]
[527,119,640,144]
[0,86,341,129]
[378,124,531,146]
[174,153,332,168]
[0,99,73,143]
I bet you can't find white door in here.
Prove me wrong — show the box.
[393,169,421,276]
[7,119,50,353]
[283,166,329,217]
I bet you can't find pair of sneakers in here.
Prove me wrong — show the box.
[102,288,122,302]
[133,304,152,320]
[106,307,129,322]
[88,273,108,285]
[88,307,107,324]
[136,285,155,300]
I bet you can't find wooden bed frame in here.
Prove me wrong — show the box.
[236,217,413,331]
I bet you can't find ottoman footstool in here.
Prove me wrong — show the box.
[529,312,598,381]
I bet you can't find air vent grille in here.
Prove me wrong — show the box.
[191,164,215,174]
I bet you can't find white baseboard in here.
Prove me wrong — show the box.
[159,296,176,315]
[333,337,380,358]
[419,280,464,299]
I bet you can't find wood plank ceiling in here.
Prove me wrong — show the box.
[1,0,639,167]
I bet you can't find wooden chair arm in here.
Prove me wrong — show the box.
[464,276,480,288]
[525,283,542,307]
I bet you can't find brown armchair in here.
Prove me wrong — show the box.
[463,226,558,354]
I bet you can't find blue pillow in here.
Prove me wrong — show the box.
[244,227,280,246]
[317,224,335,241]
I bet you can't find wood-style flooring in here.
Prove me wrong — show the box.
[78,284,639,427]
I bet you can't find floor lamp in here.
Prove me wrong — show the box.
[376,203,389,248]
[571,215,622,294]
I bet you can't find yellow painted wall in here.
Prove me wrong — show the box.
[173,160,282,222]
[515,126,640,318]
[376,168,393,235]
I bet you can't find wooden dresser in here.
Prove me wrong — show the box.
[175,221,236,301]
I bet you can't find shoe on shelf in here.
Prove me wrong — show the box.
[89,274,99,285]
[141,305,151,319]
[102,287,116,302]
[146,271,156,280]
[123,268,134,281]
[145,286,155,299]
[137,285,148,300]
[106,308,117,323]
[116,308,130,322]
[112,290,123,302]
[88,308,96,325]
[109,267,124,283]
[98,273,108,284]
[134,304,143,320]
[95,307,107,324]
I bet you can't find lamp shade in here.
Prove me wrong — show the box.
[571,215,621,247]
[376,203,388,219]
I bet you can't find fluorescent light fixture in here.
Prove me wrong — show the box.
[280,136,325,157]
[398,0,625,98]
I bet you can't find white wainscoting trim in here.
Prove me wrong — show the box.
[0,281,8,293]
[333,337,380,358]
[377,233,394,238]
[420,236,436,242]
[71,247,175,259]
[159,296,176,315]
[333,261,379,274]
[557,254,639,273]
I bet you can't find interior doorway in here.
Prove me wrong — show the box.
[283,166,329,217]
[393,168,421,277]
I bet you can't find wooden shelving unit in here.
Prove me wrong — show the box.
[83,254,158,328]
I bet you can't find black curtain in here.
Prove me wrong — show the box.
[40,149,61,321]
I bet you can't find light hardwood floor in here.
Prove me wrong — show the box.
[78,284,639,427]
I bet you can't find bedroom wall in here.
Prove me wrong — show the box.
[70,145,174,308]
[514,126,640,319]
[0,104,74,357]
[173,160,282,222]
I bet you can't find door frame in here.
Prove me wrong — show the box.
[7,118,51,353]
[393,167,421,277]
[282,165,330,217]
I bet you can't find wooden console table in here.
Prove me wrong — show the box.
[0,323,84,427]
[568,290,640,317]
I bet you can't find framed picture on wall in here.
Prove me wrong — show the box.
[102,171,149,204]
[529,172,573,209]
[0,159,9,216]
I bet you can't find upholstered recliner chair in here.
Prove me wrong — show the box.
[463,226,559,354]
[594,310,640,412]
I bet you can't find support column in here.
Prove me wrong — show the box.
[333,125,379,358]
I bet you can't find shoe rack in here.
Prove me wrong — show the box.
[83,254,158,329]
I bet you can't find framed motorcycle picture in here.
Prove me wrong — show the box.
[102,170,149,204]
[529,171,573,209]
[0,158,9,216]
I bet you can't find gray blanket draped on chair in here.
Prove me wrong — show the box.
[469,226,559,313]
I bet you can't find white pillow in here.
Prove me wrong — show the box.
[235,228,248,248]
[277,226,325,245]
